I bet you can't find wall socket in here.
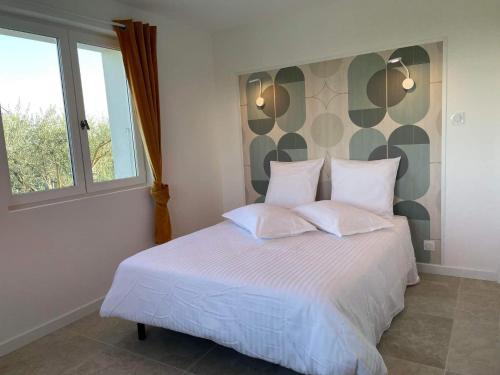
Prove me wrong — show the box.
[423,240,436,251]
[450,112,466,126]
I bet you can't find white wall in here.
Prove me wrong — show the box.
[158,18,222,237]
[212,0,500,278]
[0,0,221,352]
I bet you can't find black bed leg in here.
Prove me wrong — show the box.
[137,323,146,340]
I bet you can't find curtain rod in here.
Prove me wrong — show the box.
[0,3,125,36]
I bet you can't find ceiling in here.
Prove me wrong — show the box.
[117,0,324,31]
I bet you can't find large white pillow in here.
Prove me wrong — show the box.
[293,200,393,237]
[331,158,400,217]
[265,159,324,208]
[222,203,316,239]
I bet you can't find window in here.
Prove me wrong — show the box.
[0,28,75,194]
[77,43,138,183]
[0,16,146,205]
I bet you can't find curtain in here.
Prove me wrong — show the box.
[114,20,171,244]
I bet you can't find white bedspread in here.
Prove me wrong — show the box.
[101,216,419,375]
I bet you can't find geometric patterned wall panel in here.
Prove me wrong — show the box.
[239,42,443,264]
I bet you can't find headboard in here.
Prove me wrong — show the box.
[238,42,443,264]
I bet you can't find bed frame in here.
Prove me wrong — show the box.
[137,323,146,340]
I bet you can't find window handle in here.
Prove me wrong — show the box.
[80,119,90,130]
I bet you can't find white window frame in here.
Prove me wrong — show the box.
[0,14,147,206]
[68,30,146,194]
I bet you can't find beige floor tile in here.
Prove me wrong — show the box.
[0,330,106,375]
[65,312,136,345]
[112,325,215,369]
[419,274,462,289]
[62,346,184,374]
[403,274,460,318]
[455,292,500,324]
[378,311,453,369]
[459,278,500,299]
[67,312,215,369]
[383,355,444,374]
[404,294,457,319]
[406,275,460,299]
[446,318,500,375]
[189,345,299,375]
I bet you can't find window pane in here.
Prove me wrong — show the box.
[0,28,74,194]
[77,43,138,183]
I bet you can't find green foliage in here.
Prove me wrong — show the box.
[88,118,114,183]
[2,104,115,194]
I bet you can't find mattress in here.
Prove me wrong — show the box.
[101,215,419,375]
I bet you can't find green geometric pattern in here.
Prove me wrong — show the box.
[240,42,443,264]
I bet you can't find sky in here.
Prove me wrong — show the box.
[0,28,110,120]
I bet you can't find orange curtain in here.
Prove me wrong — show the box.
[114,19,171,244]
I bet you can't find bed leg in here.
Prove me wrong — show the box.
[137,323,146,340]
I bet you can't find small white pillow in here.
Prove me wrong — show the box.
[265,159,324,208]
[223,203,316,239]
[293,200,393,237]
[331,158,400,217]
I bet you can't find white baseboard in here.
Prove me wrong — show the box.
[417,263,499,282]
[0,296,104,357]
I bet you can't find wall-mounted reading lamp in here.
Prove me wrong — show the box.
[387,57,415,90]
[248,78,265,108]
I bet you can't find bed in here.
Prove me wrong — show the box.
[101,215,419,375]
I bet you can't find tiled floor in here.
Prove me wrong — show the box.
[1,273,499,374]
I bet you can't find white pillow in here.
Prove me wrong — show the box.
[293,200,393,237]
[331,158,400,217]
[222,203,316,239]
[265,159,324,208]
